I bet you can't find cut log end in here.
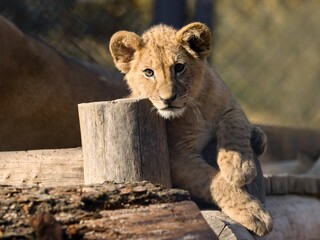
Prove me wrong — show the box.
[78,98,171,188]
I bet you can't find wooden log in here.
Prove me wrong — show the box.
[0,148,83,187]
[264,174,320,197]
[201,210,254,240]
[307,157,320,176]
[68,201,217,240]
[0,181,215,239]
[261,195,320,240]
[78,98,171,188]
[259,125,320,162]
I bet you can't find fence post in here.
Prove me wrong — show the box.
[78,98,172,188]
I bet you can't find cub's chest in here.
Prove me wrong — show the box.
[166,110,213,154]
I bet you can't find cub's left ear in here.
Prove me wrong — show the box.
[109,31,143,73]
[176,22,211,58]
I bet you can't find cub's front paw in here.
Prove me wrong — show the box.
[249,207,273,236]
[217,149,256,186]
[232,201,273,236]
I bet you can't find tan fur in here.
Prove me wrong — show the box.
[110,23,272,236]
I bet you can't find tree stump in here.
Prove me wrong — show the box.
[78,98,171,188]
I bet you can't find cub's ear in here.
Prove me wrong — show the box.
[176,22,211,58]
[109,31,143,73]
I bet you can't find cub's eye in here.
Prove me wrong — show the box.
[174,63,185,74]
[143,68,154,78]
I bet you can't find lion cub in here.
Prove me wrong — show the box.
[110,22,272,236]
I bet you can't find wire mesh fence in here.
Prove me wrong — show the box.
[212,0,320,129]
[1,0,319,129]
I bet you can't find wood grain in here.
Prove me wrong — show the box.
[261,195,320,240]
[202,210,254,240]
[78,98,171,188]
[0,182,209,239]
[68,201,217,240]
[264,174,320,197]
[0,148,83,186]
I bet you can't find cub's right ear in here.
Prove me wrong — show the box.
[176,22,211,59]
[109,31,142,73]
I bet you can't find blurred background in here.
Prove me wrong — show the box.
[1,0,319,129]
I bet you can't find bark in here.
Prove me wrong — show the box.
[0,181,194,239]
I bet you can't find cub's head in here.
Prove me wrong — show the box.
[109,22,211,119]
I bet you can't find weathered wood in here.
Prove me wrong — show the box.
[68,201,217,240]
[261,160,298,174]
[78,98,171,188]
[1,150,318,199]
[0,181,216,239]
[0,148,83,187]
[264,174,320,197]
[0,158,320,239]
[261,195,320,240]
[259,125,320,162]
[201,210,254,240]
[307,157,320,176]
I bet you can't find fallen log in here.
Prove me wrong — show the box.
[259,125,320,162]
[2,180,319,240]
[66,201,217,240]
[264,174,320,197]
[202,210,254,240]
[0,181,219,239]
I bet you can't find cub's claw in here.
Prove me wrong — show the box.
[217,149,256,186]
[250,208,273,236]
[234,202,273,236]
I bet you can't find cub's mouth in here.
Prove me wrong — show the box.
[150,93,188,120]
[157,106,186,120]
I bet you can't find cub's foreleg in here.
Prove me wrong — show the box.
[216,106,257,186]
[211,173,273,236]
[170,154,272,236]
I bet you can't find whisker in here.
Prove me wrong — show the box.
[149,106,158,114]
[199,90,212,97]
[189,99,201,123]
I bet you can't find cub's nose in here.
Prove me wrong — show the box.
[160,92,177,105]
